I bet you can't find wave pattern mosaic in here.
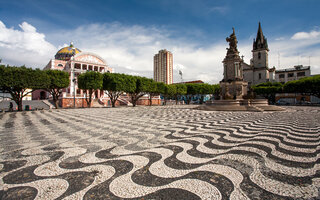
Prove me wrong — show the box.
[0,106,319,199]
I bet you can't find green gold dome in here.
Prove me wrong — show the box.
[55,43,81,60]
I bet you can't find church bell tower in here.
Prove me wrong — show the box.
[252,22,269,69]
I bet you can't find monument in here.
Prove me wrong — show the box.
[196,28,284,112]
[220,28,248,99]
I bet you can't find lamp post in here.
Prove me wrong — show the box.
[73,75,76,108]
[71,57,77,109]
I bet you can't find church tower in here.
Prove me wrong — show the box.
[252,22,269,69]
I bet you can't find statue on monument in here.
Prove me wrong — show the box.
[226,27,238,55]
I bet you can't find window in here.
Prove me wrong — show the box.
[259,73,261,79]
[258,52,261,59]
[288,73,294,78]
[297,72,305,77]
[279,74,285,78]
[58,64,63,67]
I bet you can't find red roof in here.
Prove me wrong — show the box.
[173,80,204,84]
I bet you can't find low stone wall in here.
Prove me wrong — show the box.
[60,98,91,108]
[60,96,161,108]
[136,98,161,106]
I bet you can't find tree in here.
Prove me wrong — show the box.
[144,80,166,106]
[126,76,150,107]
[144,79,157,106]
[212,84,221,100]
[199,83,214,104]
[78,71,103,108]
[45,70,69,109]
[163,84,176,105]
[103,73,132,107]
[284,75,320,98]
[186,83,201,104]
[252,82,283,104]
[0,65,49,111]
[308,75,320,98]
[174,84,187,104]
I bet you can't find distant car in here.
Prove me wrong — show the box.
[300,101,311,105]
[276,99,290,105]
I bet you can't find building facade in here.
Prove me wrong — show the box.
[33,42,161,107]
[275,65,311,83]
[274,65,317,104]
[33,43,114,107]
[243,23,275,86]
[154,49,173,84]
[43,43,113,99]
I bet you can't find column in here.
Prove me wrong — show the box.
[81,63,83,71]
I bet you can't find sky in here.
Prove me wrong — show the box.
[0,0,320,83]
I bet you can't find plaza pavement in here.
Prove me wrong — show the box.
[0,105,319,199]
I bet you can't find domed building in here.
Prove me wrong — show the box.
[34,42,113,107]
[55,43,81,61]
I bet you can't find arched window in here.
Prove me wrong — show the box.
[258,52,261,59]
[58,64,63,67]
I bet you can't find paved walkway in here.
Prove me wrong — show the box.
[0,100,50,111]
[0,106,319,199]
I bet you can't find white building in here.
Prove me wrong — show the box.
[242,23,275,86]
[275,65,311,83]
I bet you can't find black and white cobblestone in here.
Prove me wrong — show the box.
[0,106,319,199]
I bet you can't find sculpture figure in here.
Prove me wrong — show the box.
[226,27,238,55]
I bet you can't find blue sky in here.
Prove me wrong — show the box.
[1,0,320,83]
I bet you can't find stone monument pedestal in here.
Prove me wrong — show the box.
[220,81,248,100]
[199,99,284,112]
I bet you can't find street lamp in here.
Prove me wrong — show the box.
[73,76,76,108]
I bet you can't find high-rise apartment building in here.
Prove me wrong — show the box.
[153,49,173,84]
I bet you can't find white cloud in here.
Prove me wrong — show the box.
[208,6,229,14]
[47,22,228,83]
[0,21,57,68]
[291,30,320,40]
[1,21,320,84]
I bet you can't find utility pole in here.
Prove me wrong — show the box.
[179,70,183,83]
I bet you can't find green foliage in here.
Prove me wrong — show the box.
[78,71,103,90]
[103,73,130,92]
[0,65,50,111]
[212,84,221,99]
[45,70,69,90]
[186,83,200,95]
[103,73,131,107]
[125,75,152,107]
[164,84,176,98]
[78,71,103,108]
[284,75,320,98]
[252,82,283,104]
[175,84,187,95]
[143,79,166,106]
[199,83,214,95]
[45,70,69,108]
[156,82,166,94]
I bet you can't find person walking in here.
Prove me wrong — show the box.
[9,102,13,112]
